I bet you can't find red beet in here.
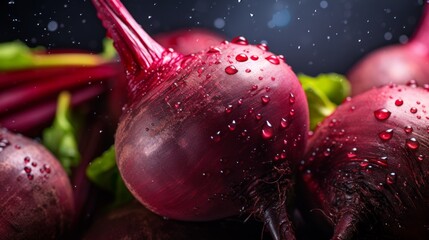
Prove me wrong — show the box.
[299,85,429,239]
[92,0,309,239]
[83,201,268,240]
[347,3,429,96]
[0,128,74,239]
[154,28,224,55]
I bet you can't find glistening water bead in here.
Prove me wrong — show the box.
[374,108,391,120]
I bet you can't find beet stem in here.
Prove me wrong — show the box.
[91,0,165,71]
[330,210,361,240]
[410,3,429,54]
[263,203,296,240]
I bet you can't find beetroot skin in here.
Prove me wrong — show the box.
[0,129,74,239]
[299,85,429,239]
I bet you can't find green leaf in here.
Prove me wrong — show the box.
[0,41,38,70]
[298,73,351,129]
[86,145,133,206]
[42,92,80,174]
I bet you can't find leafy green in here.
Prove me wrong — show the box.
[86,145,133,206]
[298,73,351,129]
[0,40,105,71]
[42,92,80,174]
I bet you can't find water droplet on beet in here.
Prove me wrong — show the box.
[265,55,280,65]
[251,85,258,91]
[27,174,34,180]
[255,113,263,121]
[379,129,393,141]
[24,166,32,173]
[406,138,419,150]
[24,156,30,164]
[245,68,251,73]
[235,53,248,62]
[410,107,418,114]
[347,148,357,158]
[360,159,369,168]
[225,65,238,75]
[211,131,222,142]
[404,126,413,134]
[43,164,51,174]
[374,108,391,120]
[386,172,397,184]
[289,93,295,104]
[289,109,295,117]
[238,98,243,105]
[418,154,425,162]
[225,105,233,114]
[280,118,288,129]
[262,121,274,139]
[31,162,37,167]
[395,99,404,106]
[228,120,237,131]
[250,55,259,61]
[207,47,221,54]
[261,95,270,105]
[257,43,269,51]
[231,36,248,45]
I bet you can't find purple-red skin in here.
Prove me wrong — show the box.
[0,128,74,239]
[154,28,224,55]
[92,0,309,239]
[347,3,429,96]
[299,85,429,239]
[83,201,269,240]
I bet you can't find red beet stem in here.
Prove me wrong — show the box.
[410,3,429,55]
[0,85,103,134]
[331,210,361,240]
[0,64,116,116]
[91,0,164,73]
[263,203,295,240]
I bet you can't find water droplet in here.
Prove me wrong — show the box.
[386,172,397,185]
[410,107,418,114]
[265,55,280,65]
[225,65,238,75]
[255,113,263,121]
[374,108,391,120]
[347,148,357,158]
[211,131,222,142]
[417,154,425,161]
[24,156,30,164]
[378,129,393,141]
[289,93,295,104]
[377,156,388,167]
[250,55,259,61]
[27,174,34,180]
[406,138,419,150]
[257,43,269,51]
[280,118,288,128]
[360,159,369,168]
[238,98,243,105]
[208,47,221,54]
[289,109,295,116]
[261,95,270,104]
[323,148,331,157]
[225,105,233,114]
[43,164,51,174]
[24,167,32,173]
[231,36,248,45]
[262,121,274,139]
[258,76,263,80]
[404,126,413,134]
[236,53,248,62]
[251,85,258,91]
[31,162,37,167]
[228,120,237,131]
[245,68,251,73]
[395,99,403,106]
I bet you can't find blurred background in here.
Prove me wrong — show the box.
[0,0,425,75]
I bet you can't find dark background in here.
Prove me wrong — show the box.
[0,0,425,75]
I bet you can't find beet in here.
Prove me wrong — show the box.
[347,3,429,96]
[83,201,269,240]
[0,128,74,239]
[92,0,309,239]
[299,85,429,239]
